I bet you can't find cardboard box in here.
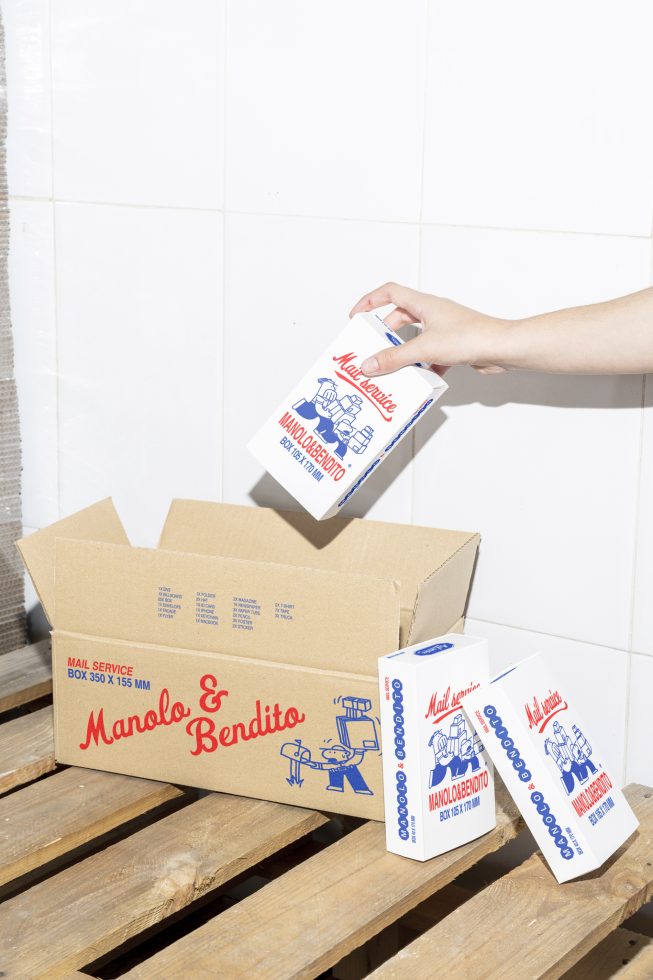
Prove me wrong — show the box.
[463,653,639,882]
[379,634,495,860]
[247,312,448,520]
[18,498,479,819]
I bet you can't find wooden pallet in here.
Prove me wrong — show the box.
[2,642,653,979]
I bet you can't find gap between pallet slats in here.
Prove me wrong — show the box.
[371,783,653,980]
[0,792,327,977]
[0,706,55,794]
[0,640,52,712]
[0,766,183,886]
[120,783,522,979]
[561,927,653,979]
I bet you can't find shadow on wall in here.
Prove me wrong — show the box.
[440,365,642,411]
[248,365,643,520]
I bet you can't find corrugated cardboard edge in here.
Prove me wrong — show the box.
[406,534,480,645]
[449,615,465,635]
[16,498,130,625]
[52,632,62,759]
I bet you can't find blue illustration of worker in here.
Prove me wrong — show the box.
[280,696,379,795]
[428,712,485,788]
[544,720,597,795]
[293,378,374,460]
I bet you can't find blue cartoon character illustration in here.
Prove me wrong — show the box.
[544,721,597,795]
[293,378,337,422]
[428,712,484,788]
[280,696,379,796]
[293,379,374,460]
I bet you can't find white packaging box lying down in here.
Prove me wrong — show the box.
[248,312,448,520]
[378,634,495,861]
[463,653,639,883]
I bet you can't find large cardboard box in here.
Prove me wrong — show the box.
[463,654,639,882]
[18,498,479,819]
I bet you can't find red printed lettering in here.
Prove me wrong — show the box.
[199,673,229,713]
[186,716,218,755]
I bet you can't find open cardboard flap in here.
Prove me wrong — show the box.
[159,500,479,645]
[16,498,130,625]
[18,499,479,658]
[53,537,401,674]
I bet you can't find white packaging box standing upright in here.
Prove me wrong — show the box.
[247,313,447,520]
[379,634,495,861]
[463,653,639,883]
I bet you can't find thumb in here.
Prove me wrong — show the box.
[361,334,428,377]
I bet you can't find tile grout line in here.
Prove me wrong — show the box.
[410,0,431,527]
[621,371,648,784]
[465,615,634,658]
[45,0,62,520]
[219,0,228,505]
[7,194,653,243]
[622,236,653,782]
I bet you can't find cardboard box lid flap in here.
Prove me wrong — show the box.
[158,500,476,613]
[16,498,130,625]
[407,534,479,645]
[54,537,402,674]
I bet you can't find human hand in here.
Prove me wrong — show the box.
[349,282,510,377]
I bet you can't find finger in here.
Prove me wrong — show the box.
[349,281,426,319]
[384,307,419,331]
[361,334,431,377]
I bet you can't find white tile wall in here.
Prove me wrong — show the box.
[417,225,652,320]
[633,377,653,655]
[414,226,650,649]
[465,619,628,783]
[10,198,58,528]
[223,212,420,522]
[55,203,223,547]
[2,0,52,198]
[225,0,427,222]
[51,0,225,209]
[423,1,653,236]
[626,653,653,785]
[3,3,653,799]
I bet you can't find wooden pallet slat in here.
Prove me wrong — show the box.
[0,640,52,713]
[0,766,183,886]
[0,706,55,794]
[121,783,523,979]
[372,784,653,980]
[0,792,327,977]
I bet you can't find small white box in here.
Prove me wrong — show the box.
[247,312,447,520]
[463,653,639,883]
[378,634,496,861]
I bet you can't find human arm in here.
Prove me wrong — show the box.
[349,282,653,376]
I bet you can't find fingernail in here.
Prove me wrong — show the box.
[361,356,379,375]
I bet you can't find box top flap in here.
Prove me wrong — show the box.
[16,498,130,624]
[407,534,480,645]
[158,500,476,612]
[54,537,401,674]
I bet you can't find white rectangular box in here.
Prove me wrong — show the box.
[463,653,639,883]
[378,634,495,861]
[247,312,447,520]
